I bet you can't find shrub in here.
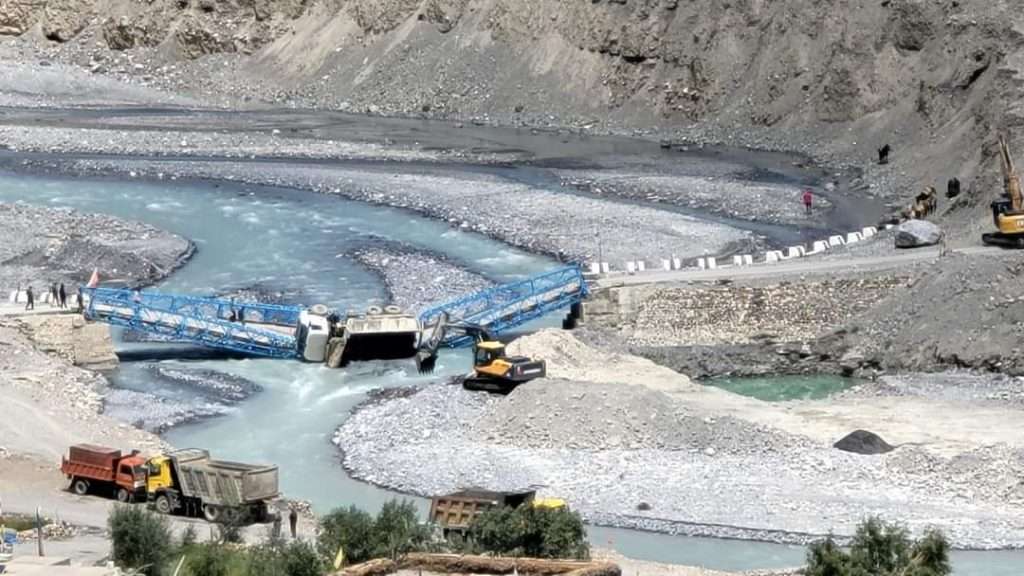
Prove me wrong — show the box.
[317,506,376,566]
[371,500,430,560]
[108,505,173,576]
[468,505,589,560]
[248,540,325,576]
[183,543,235,576]
[806,518,951,576]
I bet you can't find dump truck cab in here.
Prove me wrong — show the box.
[61,444,148,503]
[145,455,174,495]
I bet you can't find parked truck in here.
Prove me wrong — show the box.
[429,489,566,534]
[61,444,148,503]
[146,448,279,523]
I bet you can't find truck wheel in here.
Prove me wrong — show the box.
[203,505,221,523]
[116,488,131,503]
[154,494,172,515]
[72,478,90,496]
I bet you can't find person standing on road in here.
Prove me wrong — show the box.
[802,188,814,216]
[289,506,298,539]
[25,286,34,311]
[58,283,67,309]
[50,283,58,307]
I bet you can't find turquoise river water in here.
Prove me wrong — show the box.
[0,170,1018,575]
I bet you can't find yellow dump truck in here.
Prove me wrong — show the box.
[146,448,279,523]
[429,489,566,534]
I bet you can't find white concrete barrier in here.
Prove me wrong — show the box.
[706,257,717,270]
[636,260,646,272]
[589,263,601,275]
[661,259,671,271]
[732,255,744,267]
[884,224,895,230]
[697,258,707,270]
[8,290,16,303]
[809,240,829,254]
[626,261,636,274]
[861,226,877,238]
[743,255,753,266]
[828,235,846,248]
[671,258,682,270]
[600,262,610,274]
[765,251,781,264]
[845,232,863,244]
[787,246,806,259]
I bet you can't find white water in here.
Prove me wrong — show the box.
[0,170,1019,574]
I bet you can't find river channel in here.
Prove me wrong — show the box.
[0,168,1019,575]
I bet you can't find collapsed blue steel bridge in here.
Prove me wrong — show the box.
[82,264,589,359]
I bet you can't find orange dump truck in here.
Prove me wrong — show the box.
[61,444,148,503]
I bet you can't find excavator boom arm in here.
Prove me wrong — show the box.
[1000,135,1023,212]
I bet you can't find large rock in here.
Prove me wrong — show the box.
[895,220,942,249]
[0,0,44,35]
[42,0,92,41]
[834,429,895,455]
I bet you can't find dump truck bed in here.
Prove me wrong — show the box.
[429,490,535,530]
[170,449,279,505]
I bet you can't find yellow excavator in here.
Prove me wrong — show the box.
[983,134,1024,248]
[416,315,546,394]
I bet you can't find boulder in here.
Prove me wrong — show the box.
[895,220,942,249]
[0,0,44,36]
[834,429,895,455]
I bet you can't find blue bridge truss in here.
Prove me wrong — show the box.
[418,264,589,349]
[82,287,303,359]
[82,264,589,359]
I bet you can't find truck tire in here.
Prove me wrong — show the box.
[154,494,172,515]
[203,504,221,523]
[72,478,90,496]
[116,487,131,503]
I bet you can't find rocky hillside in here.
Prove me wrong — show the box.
[2,0,1024,234]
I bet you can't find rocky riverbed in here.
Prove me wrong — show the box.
[0,201,194,294]
[334,330,1024,550]
[352,239,494,312]
[102,364,262,433]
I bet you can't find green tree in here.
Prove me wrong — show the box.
[317,506,376,565]
[468,505,522,555]
[184,543,233,576]
[806,537,850,576]
[372,500,430,560]
[467,504,589,560]
[805,518,951,576]
[108,505,173,576]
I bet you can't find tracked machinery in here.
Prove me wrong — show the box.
[983,134,1024,248]
[416,313,546,394]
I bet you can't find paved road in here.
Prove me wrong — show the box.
[594,245,1004,288]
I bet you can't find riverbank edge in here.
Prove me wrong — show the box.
[331,383,836,550]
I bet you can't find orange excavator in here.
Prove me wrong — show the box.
[982,134,1024,248]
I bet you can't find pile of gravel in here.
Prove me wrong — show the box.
[473,378,803,454]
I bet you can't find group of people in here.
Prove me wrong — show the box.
[21,282,83,311]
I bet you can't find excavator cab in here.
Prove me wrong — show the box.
[474,341,508,367]
[983,134,1024,248]
[465,339,546,394]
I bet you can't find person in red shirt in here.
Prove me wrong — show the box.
[802,188,814,215]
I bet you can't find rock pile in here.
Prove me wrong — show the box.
[474,379,800,454]
[840,253,1024,375]
[833,430,894,455]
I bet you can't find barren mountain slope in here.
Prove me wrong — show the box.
[2,0,1024,236]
